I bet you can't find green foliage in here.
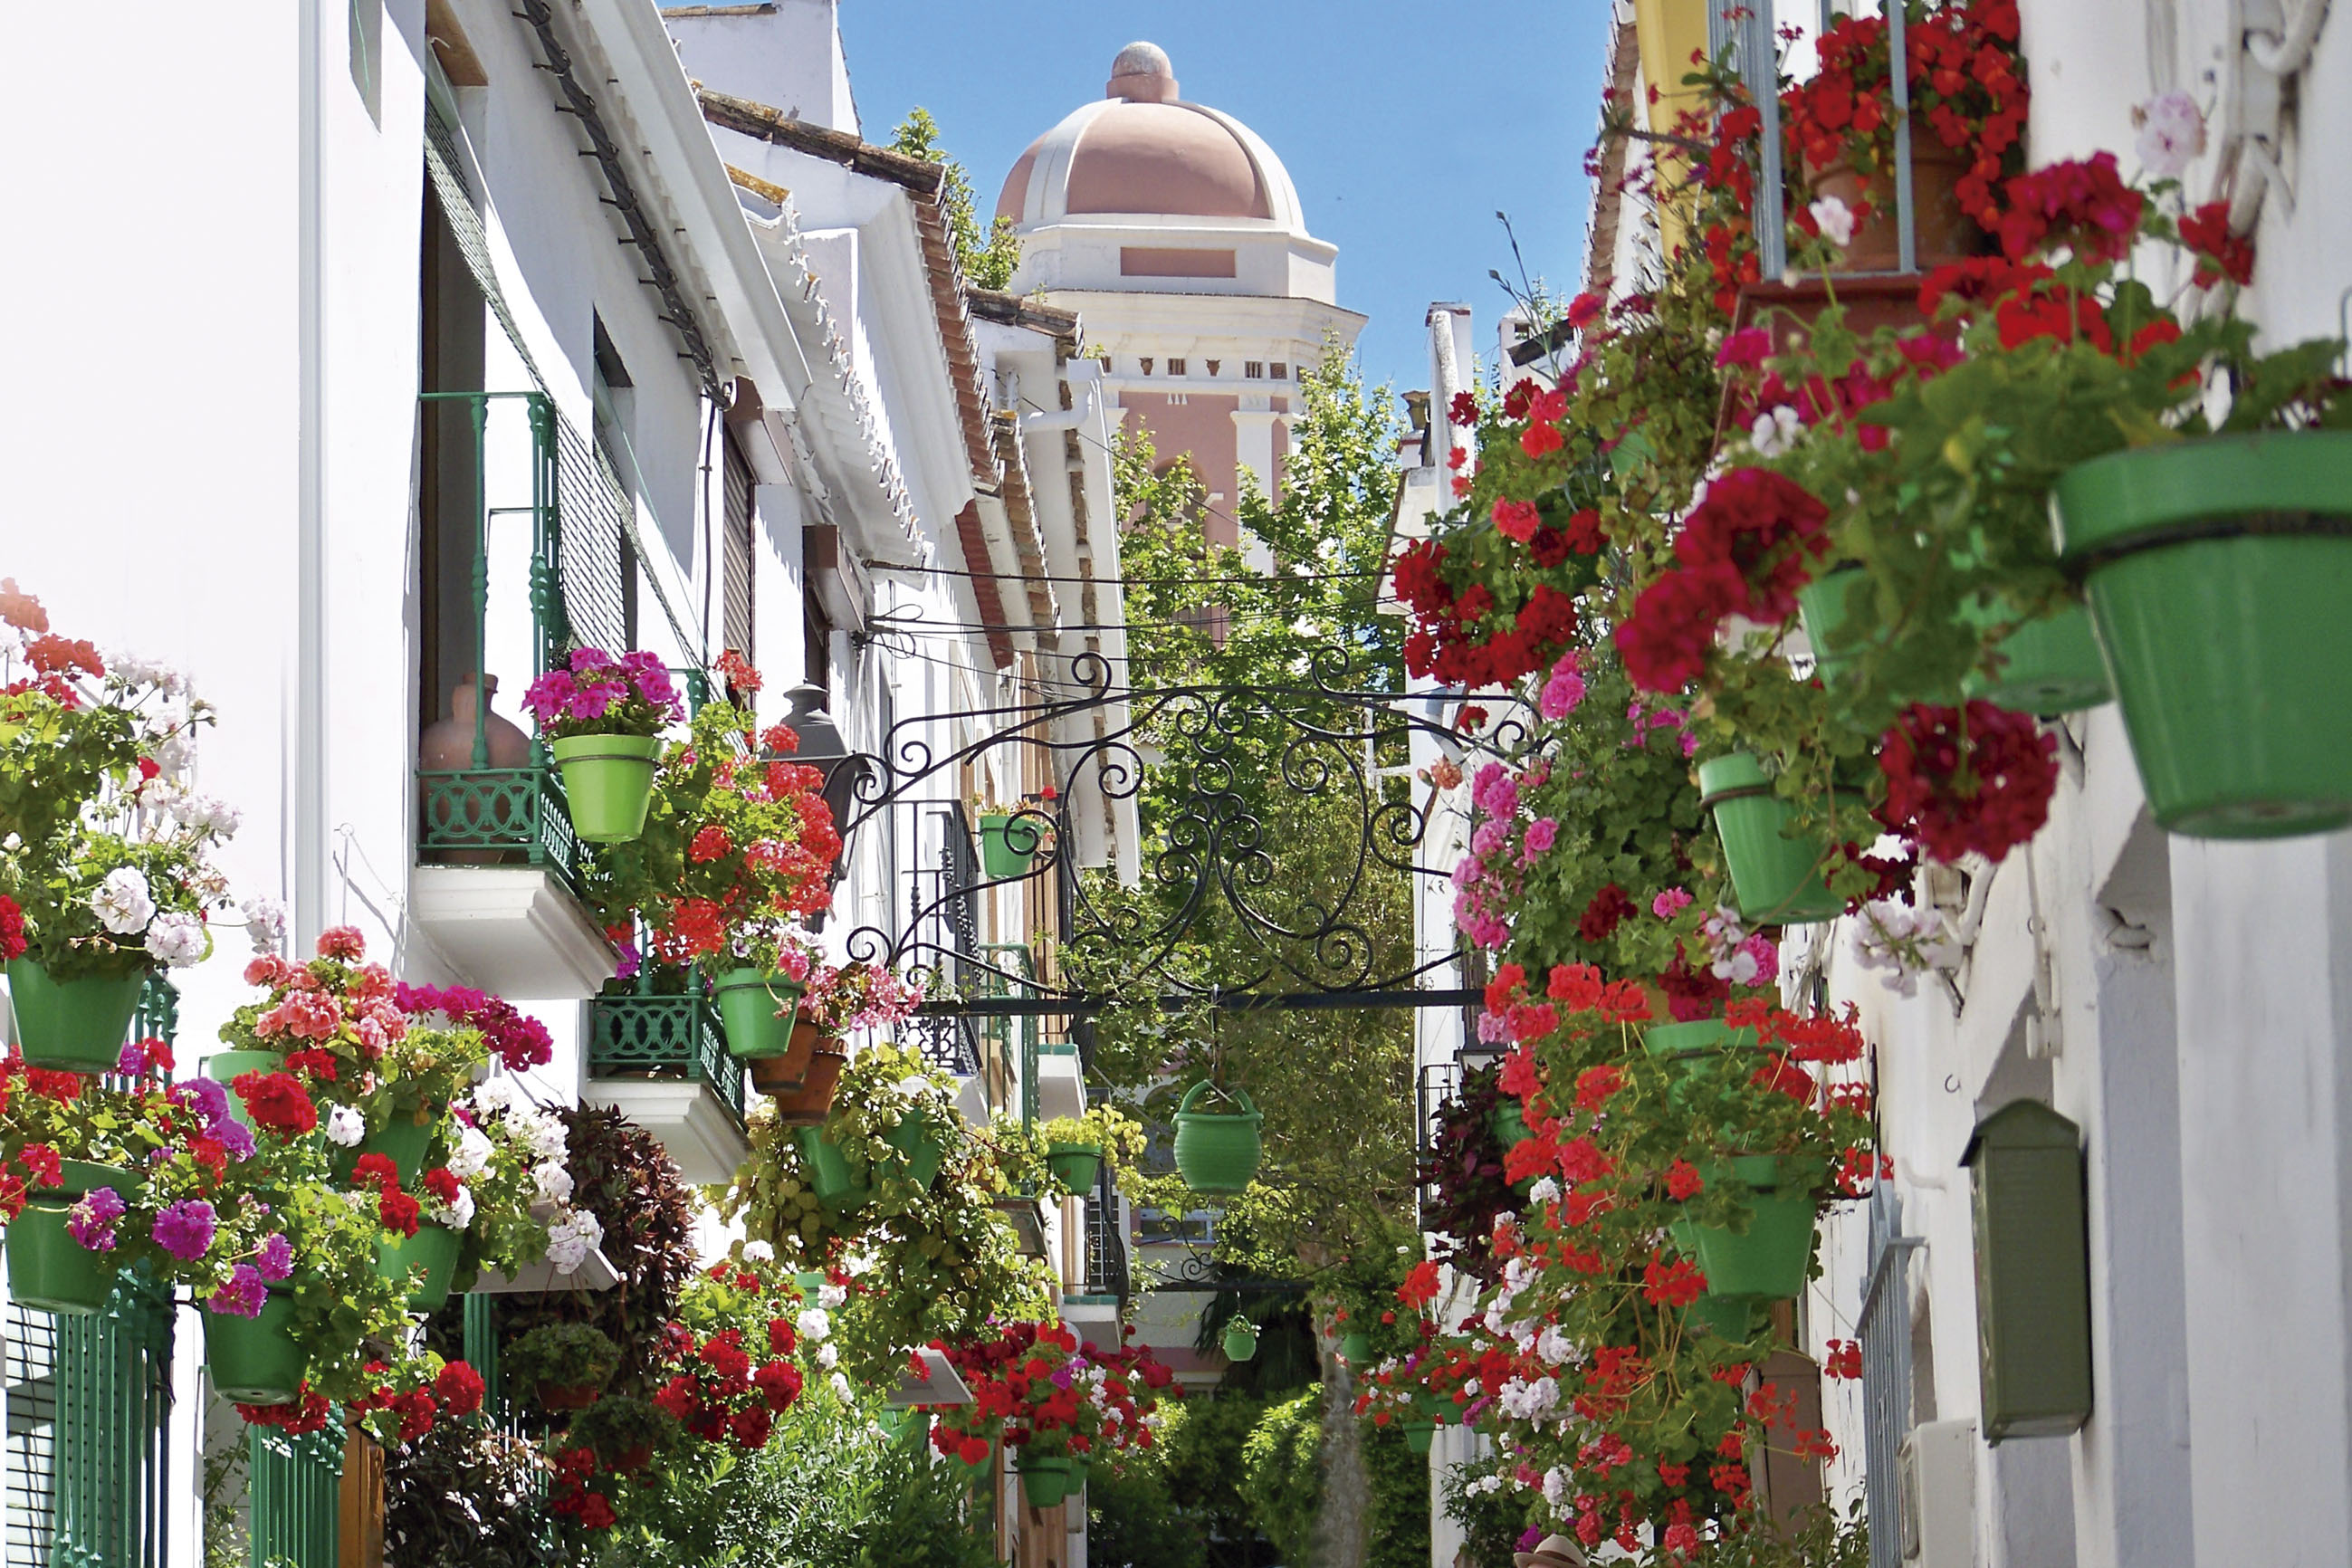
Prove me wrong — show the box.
[384,1420,563,1568]
[569,1394,677,1468]
[1360,1420,1434,1568]
[889,109,1020,292]
[1689,1499,1871,1567]
[592,1382,996,1568]
[508,1322,622,1390]
[1439,1461,1528,1568]
[1238,1388,1324,1563]
[1159,1391,1269,1548]
[1087,1401,1213,1568]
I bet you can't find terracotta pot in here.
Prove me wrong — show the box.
[760,1034,846,1124]
[417,677,534,865]
[1804,147,1990,273]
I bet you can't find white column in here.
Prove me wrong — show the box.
[1232,404,1280,504]
[2171,833,2352,1566]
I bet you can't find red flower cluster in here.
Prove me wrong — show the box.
[928,1320,1178,1468]
[550,1446,619,1530]
[350,1152,421,1238]
[650,1315,805,1454]
[233,1071,319,1139]
[0,894,23,962]
[1877,700,2057,863]
[2178,200,2256,288]
[1996,152,2146,264]
[1615,469,1831,693]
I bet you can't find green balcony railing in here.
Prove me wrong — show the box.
[588,989,746,1130]
[51,1274,174,1568]
[246,1429,339,1568]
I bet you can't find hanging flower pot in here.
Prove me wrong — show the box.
[1643,1018,1763,1075]
[1221,1318,1259,1362]
[1337,1331,1372,1364]
[2054,431,2352,837]
[1046,1142,1104,1195]
[1684,1154,1821,1300]
[1066,1454,1091,1493]
[1804,147,1989,274]
[203,1049,287,1133]
[714,969,806,1062]
[549,733,664,845]
[376,1223,464,1312]
[1964,602,2112,716]
[1171,1082,1263,1195]
[798,1126,871,1213]
[977,813,1041,879]
[1795,569,1960,703]
[885,1108,945,1190]
[1685,1292,1768,1341]
[1403,1418,1437,1456]
[333,1114,436,1188]
[1017,1453,1072,1509]
[1697,753,1851,924]
[5,960,148,1073]
[6,1203,118,1315]
[206,1293,305,1405]
[537,1382,602,1411]
[761,1034,847,1124]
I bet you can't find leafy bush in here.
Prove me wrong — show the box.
[1439,1462,1527,1568]
[1088,1401,1210,1568]
[1159,1391,1268,1548]
[1238,1389,1324,1564]
[384,1421,563,1568]
[1360,1419,1431,1568]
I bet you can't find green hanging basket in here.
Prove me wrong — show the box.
[1403,1418,1437,1456]
[1017,1454,1072,1509]
[885,1109,945,1190]
[2055,431,2352,838]
[713,969,805,1061]
[206,1293,305,1405]
[1643,1019,1762,1075]
[799,1126,872,1212]
[1685,1291,1768,1341]
[550,732,664,844]
[1965,602,2112,716]
[6,1204,119,1315]
[333,1114,435,1187]
[1171,1082,1263,1194]
[1337,1331,1372,1364]
[1046,1143,1104,1196]
[1697,753,1852,924]
[5,960,148,1073]
[1685,1155,1821,1300]
[377,1223,464,1312]
[977,813,1042,879]
[1066,1454,1091,1493]
[1221,1319,1259,1362]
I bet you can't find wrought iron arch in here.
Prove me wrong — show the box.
[829,646,1528,1017]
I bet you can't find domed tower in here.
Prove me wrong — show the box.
[997,43,1364,548]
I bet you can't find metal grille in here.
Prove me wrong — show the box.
[898,802,982,1076]
[247,1429,341,1568]
[1860,1185,1923,1568]
[51,1275,175,1568]
[588,992,746,1128]
[6,1307,59,1568]
[1080,1182,1130,1301]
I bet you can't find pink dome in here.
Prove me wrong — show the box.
[995,44,1290,226]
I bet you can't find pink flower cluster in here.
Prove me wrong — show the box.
[523,647,683,738]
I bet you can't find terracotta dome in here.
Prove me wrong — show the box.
[995,43,1305,232]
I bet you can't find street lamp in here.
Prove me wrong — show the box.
[778,683,869,862]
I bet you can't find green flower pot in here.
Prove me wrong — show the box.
[333,1114,435,1187]
[1221,1320,1259,1362]
[798,1126,872,1212]
[885,1109,945,1190]
[1046,1143,1104,1195]
[1697,752,1851,924]
[978,813,1040,879]
[1686,1292,1767,1341]
[1488,1101,1531,1150]
[1965,602,2112,716]
[5,1204,120,1315]
[1643,1019,1762,1076]
[550,732,664,844]
[2055,431,2352,837]
[1018,1454,1071,1509]
[1171,1082,1262,1195]
[1403,1418,1437,1455]
[1796,569,1961,701]
[1337,1331,1372,1364]
[1066,1455,1091,1492]
[5,960,148,1073]
[206,1293,305,1405]
[1686,1155,1821,1300]
[53,1162,136,1200]
[713,969,803,1061]
[376,1223,464,1312]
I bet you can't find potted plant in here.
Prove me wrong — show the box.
[1036,1105,1145,1197]
[523,647,683,845]
[1221,1316,1260,1362]
[973,787,1056,880]
[511,1323,623,1410]
[1171,1081,1262,1195]
[569,1395,674,1474]
[755,961,924,1114]
[927,1319,1176,1510]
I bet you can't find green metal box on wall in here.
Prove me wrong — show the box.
[1961,1099,2092,1441]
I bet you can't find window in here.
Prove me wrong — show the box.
[590,316,641,647]
[1167,358,1188,378]
[1270,360,1289,379]
[1244,360,1264,378]
[721,431,755,666]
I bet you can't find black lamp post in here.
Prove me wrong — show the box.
[778,683,868,878]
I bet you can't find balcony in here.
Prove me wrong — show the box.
[409,389,620,1000]
[581,985,751,1185]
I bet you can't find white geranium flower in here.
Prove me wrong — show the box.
[797,1307,832,1342]
[531,1161,575,1204]
[1499,1376,1560,1422]
[91,867,156,934]
[817,1281,848,1311]
[469,1077,519,1117]
[545,1209,604,1275]
[149,727,197,777]
[1809,194,1857,248]
[1525,1176,1562,1208]
[1749,404,1802,458]
[741,1239,776,1264]
[2136,91,2205,180]
[828,1371,853,1400]
[1542,1467,1572,1507]
[447,1125,494,1181]
[325,1105,368,1148]
[144,911,207,967]
[430,1186,475,1232]
[1536,1325,1574,1366]
[239,894,287,956]
[517,1111,569,1162]
[817,1343,838,1370]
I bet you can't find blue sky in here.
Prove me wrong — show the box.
[837,0,1615,406]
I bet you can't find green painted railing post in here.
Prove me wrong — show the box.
[51,1273,172,1568]
[247,1428,340,1568]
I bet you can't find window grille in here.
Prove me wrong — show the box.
[1244,361,1264,378]
[1860,1185,1925,1568]
[1167,359,1187,378]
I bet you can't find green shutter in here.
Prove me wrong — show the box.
[1962,1100,2094,1441]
